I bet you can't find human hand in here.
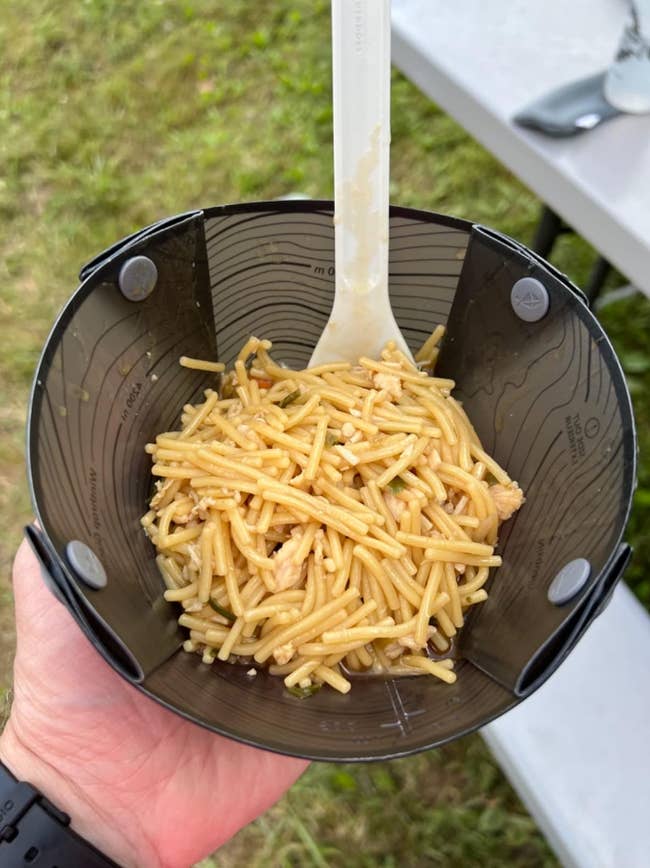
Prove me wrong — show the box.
[0,539,308,868]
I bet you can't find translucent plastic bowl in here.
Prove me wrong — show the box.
[26,201,635,761]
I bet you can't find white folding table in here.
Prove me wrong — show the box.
[391,3,650,865]
[483,585,650,868]
[392,0,650,298]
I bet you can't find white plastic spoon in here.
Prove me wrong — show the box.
[309,0,413,366]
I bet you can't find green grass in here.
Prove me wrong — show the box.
[1,1,648,865]
[201,740,557,868]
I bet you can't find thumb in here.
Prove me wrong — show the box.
[12,536,80,645]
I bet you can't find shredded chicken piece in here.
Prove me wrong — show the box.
[271,534,305,591]
[313,529,325,564]
[150,478,175,509]
[335,444,359,466]
[384,491,406,521]
[273,642,295,665]
[383,641,405,660]
[340,421,363,445]
[453,495,468,515]
[488,483,525,520]
[372,371,403,400]
[185,541,202,572]
[387,627,440,658]
[426,445,442,470]
[175,496,220,523]
[226,399,244,419]
[398,634,426,651]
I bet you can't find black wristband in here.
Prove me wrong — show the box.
[0,760,121,867]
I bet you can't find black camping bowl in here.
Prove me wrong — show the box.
[26,201,636,761]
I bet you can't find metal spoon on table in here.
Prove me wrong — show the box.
[309,0,413,366]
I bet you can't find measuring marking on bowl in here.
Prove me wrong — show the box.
[118,256,158,302]
[381,680,419,737]
[66,541,107,590]
[547,558,591,606]
[510,277,549,322]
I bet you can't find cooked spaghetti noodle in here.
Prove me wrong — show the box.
[142,332,524,695]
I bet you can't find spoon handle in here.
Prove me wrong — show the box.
[311,1,410,365]
[332,0,391,300]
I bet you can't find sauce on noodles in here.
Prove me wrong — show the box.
[142,331,524,695]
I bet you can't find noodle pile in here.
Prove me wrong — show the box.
[142,331,524,695]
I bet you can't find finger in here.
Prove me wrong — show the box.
[12,538,77,633]
[13,536,47,597]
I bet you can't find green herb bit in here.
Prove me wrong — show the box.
[387,477,406,494]
[278,389,300,408]
[325,431,340,448]
[209,599,236,622]
[287,683,322,699]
